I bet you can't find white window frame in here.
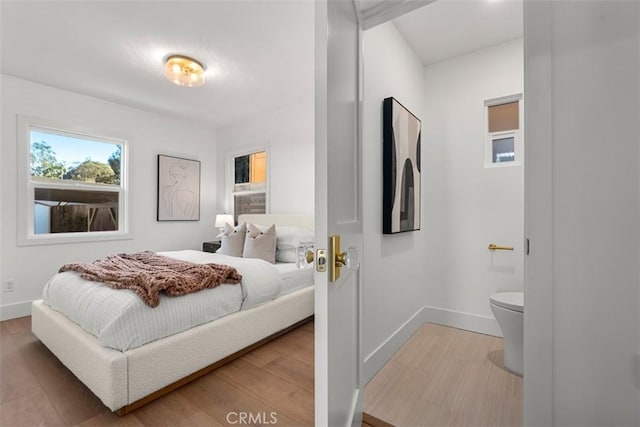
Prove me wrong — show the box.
[17,115,130,246]
[484,94,524,168]
[225,146,270,220]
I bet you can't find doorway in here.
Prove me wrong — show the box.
[357,0,525,424]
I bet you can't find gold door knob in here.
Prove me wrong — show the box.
[329,235,359,282]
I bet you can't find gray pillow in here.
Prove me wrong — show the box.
[217,222,246,257]
[243,223,277,263]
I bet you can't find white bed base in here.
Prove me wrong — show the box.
[32,285,314,413]
[31,213,315,413]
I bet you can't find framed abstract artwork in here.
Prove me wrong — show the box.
[157,154,201,221]
[383,97,421,234]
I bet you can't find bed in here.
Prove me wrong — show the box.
[31,214,315,414]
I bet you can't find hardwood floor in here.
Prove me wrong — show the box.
[0,316,314,426]
[364,323,523,427]
[362,412,396,427]
[2,316,522,426]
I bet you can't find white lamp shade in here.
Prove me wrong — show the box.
[215,214,233,228]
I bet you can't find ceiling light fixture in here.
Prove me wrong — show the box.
[164,55,206,87]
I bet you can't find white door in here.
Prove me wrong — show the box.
[314,0,363,426]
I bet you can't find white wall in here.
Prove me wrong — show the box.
[0,75,218,319]
[362,22,428,380]
[423,39,524,328]
[524,1,640,425]
[215,100,314,216]
[362,23,524,381]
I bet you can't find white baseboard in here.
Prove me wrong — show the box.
[363,307,425,384]
[363,305,503,384]
[422,305,502,338]
[0,300,32,321]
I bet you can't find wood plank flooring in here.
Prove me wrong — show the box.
[1,316,522,426]
[0,316,314,427]
[364,323,523,427]
[362,412,396,427]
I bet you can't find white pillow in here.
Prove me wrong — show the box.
[216,222,246,257]
[275,226,314,263]
[243,223,277,263]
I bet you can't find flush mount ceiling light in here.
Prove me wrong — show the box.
[164,55,206,87]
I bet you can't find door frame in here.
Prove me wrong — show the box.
[354,0,553,424]
[522,1,553,425]
[316,1,553,425]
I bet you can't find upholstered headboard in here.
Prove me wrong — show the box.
[237,214,314,231]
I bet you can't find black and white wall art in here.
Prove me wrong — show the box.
[383,97,421,234]
[157,154,201,221]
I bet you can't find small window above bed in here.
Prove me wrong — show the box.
[17,116,130,245]
[234,151,266,192]
[229,150,268,224]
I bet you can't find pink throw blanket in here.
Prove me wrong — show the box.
[59,251,242,308]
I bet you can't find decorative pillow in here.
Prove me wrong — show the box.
[216,222,247,257]
[243,223,277,263]
[275,226,314,263]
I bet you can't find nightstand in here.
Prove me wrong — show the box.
[202,241,221,253]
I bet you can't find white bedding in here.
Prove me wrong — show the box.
[159,251,281,309]
[275,263,314,296]
[42,250,282,351]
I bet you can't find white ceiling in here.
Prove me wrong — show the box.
[1,1,315,129]
[1,1,521,129]
[391,0,523,66]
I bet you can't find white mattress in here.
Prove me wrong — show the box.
[275,263,314,296]
[42,250,281,351]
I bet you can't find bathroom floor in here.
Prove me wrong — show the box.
[364,323,523,427]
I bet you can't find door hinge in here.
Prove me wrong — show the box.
[525,238,530,255]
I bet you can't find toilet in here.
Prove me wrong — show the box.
[490,292,523,376]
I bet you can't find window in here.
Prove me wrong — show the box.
[484,95,523,167]
[493,136,515,163]
[229,150,267,223]
[18,117,129,245]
